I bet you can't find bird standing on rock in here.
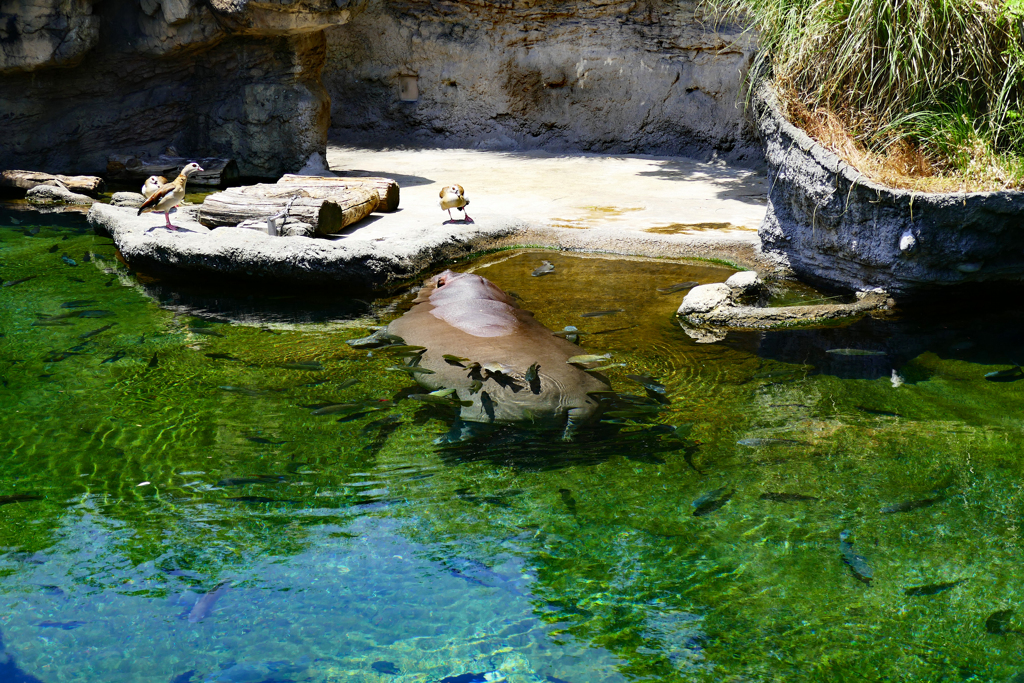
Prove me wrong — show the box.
[141,175,166,199]
[439,184,472,223]
[137,163,204,230]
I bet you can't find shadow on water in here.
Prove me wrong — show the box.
[753,286,1024,381]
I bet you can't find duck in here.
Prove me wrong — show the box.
[141,175,166,199]
[137,163,204,230]
[439,184,472,223]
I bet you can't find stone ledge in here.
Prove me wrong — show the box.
[754,82,1024,296]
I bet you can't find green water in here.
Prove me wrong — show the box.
[2,212,1024,683]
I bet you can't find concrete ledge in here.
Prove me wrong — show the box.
[754,82,1024,296]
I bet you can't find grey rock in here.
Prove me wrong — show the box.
[322,0,762,165]
[0,0,100,73]
[677,283,732,315]
[26,184,96,205]
[111,192,145,208]
[236,217,315,237]
[754,81,1024,296]
[87,203,522,288]
[724,270,762,292]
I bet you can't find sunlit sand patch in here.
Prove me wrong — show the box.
[644,222,753,234]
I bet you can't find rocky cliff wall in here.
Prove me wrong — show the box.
[0,0,362,177]
[322,0,761,164]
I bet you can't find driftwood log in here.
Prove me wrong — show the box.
[278,174,400,212]
[106,155,238,188]
[0,170,105,196]
[199,184,379,235]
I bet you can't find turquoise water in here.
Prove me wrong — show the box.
[3,211,1024,682]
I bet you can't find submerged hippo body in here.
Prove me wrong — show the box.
[388,269,610,438]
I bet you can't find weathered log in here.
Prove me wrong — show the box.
[199,185,379,235]
[0,170,105,196]
[106,155,239,188]
[277,174,400,212]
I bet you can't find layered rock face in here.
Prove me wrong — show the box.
[0,0,363,177]
[323,0,760,164]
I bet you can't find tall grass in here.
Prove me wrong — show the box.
[710,0,1024,189]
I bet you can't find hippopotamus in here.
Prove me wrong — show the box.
[387,269,611,439]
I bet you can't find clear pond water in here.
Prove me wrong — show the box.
[2,212,1024,682]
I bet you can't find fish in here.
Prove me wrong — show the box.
[587,362,627,372]
[334,378,360,390]
[61,299,98,309]
[148,352,158,368]
[79,323,115,339]
[227,496,281,503]
[2,276,36,287]
[101,351,126,364]
[205,353,240,361]
[282,361,323,371]
[76,310,113,318]
[42,351,78,362]
[904,579,966,596]
[347,329,405,348]
[31,319,72,327]
[444,354,471,365]
[825,348,886,356]
[468,380,483,395]
[24,226,39,235]
[311,403,365,416]
[624,452,666,465]
[856,406,903,417]
[61,255,77,267]
[760,492,819,502]
[625,374,667,394]
[985,365,1024,381]
[429,388,455,397]
[525,363,540,383]
[388,365,435,375]
[47,244,59,253]
[0,494,43,506]
[36,621,85,630]
[371,661,401,675]
[384,345,427,355]
[337,410,377,423]
[581,309,625,317]
[657,281,699,294]
[567,353,611,364]
[839,530,873,585]
[552,326,582,341]
[188,581,229,623]
[559,488,578,514]
[736,437,804,447]
[245,437,288,445]
[82,252,91,263]
[187,327,224,337]
[409,393,473,407]
[986,609,1017,635]
[880,497,941,514]
[692,487,734,516]
[531,260,555,277]
[169,670,196,683]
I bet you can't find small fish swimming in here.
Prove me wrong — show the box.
[567,353,611,364]
[372,661,401,675]
[101,351,126,364]
[42,350,78,362]
[282,361,323,371]
[147,352,158,368]
[657,281,699,294]
[384,345,427,355]
[531,260,555,277]
[346,329,404,348]
[468,380,483,394]
[310,402,365,416]
[61,254,77,267]
[904,579,966,596]
[76,309,113,318]
[388,365,435,375]
[188,327,224,337]
[587,362,627,372]
[61,299,98,309]
[986,609,1017,634]
[552,325,581,342]
[443,354,471,365]
[880,497,941,514]
[245,437,288,445]
[0,494,43,506]
[47,244,59,253]
[79,323,115,339]
[188,582,229,623]
[36,620,85,630]
[625,374,667,394]
[409,393,473,407]
[559,488,578,514]
[856,405,903,417]
[736,437,803,447]
[205,353,240,361]
[693,487,733,516]
[826,348,886,356]
[985,365,1024,381]
[525,363,540,383]
[839,530,873,585]
[760,492,819,503]
[2,276,36,287]
[217,476,284,486]
[581,309,625,317]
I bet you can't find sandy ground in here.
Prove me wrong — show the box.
[326,146,773,268]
